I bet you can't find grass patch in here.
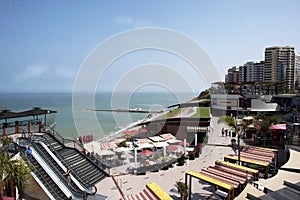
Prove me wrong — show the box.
[157,108,181,119]
[191,107,210,118]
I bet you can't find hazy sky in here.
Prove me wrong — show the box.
[1,0,300,93]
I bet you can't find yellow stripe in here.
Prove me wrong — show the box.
[186,171,233,190]
[257,147,278,152]
[224,155,269,167]
[146,182,172,200]
[216,160,259,174]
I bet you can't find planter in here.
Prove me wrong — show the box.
[189,153,195,160]
[177,157,185,166]
[195,150,200,158]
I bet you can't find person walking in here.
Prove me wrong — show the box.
[25,145,32,160]
[221,127,224,137]
[63,167,71,185]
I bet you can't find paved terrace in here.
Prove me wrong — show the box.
[90,116,235,200]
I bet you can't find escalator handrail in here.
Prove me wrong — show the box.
[44,132,109,177]
[37,140,96,195]
[17,144,71,200]
[19,152,57,200]
[40,134,97,194]
[32,141,87,199]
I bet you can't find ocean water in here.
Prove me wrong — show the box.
[0,92,195,140]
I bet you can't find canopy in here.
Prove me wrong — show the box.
[269,124,286,130]
[148,136,165,142]
[0,107,57,120]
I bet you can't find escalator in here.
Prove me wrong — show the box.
[37,133,108,185]
[29,155,69,200]
[34,142,87,197]
[17,137,86,200]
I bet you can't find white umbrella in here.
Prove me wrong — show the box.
[115,147,132,153]
[98,149,115,156]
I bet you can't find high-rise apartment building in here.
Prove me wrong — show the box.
[226,66,239,83]
[253,61,264,83]
[295,55,300,90]
[238,62,255,83]
[264,46,295,91]
[238,61,264,84]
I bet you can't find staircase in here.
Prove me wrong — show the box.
[37,133,108,185]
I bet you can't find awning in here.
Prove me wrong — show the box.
[269,124,286,130]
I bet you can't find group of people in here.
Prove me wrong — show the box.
[221,127,229,136]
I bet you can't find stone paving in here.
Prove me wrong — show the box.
[91,116,236,200]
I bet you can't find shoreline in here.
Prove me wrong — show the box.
[83,110,170,152]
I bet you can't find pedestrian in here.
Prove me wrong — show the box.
[63,167,71,185]
[221,127,224,137]
[25,145,32,160]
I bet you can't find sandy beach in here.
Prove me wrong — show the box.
[89,115,235,199]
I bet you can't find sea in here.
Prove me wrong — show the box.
[0,92,196,141]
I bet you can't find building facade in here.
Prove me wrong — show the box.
[226,66,239,83]
[264,46,295,92]
[295,55,300,91]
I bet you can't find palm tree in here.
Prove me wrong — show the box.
[0,136,32,199]
[175,181,188,200]
[218,115,252,165]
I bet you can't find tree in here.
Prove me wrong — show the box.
[218,115,252,165]
[0,136,32,199]
[255,113,279,146]
[175,181,188,200]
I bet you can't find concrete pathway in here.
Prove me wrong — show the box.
[91,116,236,200]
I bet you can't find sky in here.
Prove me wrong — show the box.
[1,0,300,93]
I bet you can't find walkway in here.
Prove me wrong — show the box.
[91,116,235,199]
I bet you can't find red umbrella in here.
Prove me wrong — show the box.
[139,150,153,156]
[167,145,178,151]
[179,141,190,147]
[139,128,148,133]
